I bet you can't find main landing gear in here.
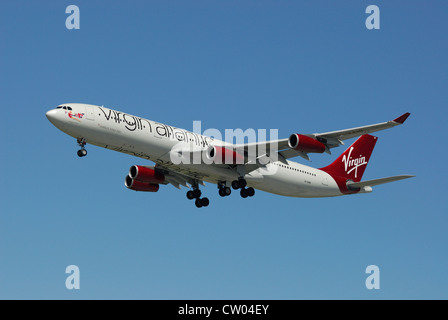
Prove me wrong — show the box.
[186,186,209,208]
[186,178,254,208]
[77,138,87,157]
[231,178,255,198]
[218,182,231,197]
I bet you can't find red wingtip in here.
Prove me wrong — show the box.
[393,112,411,124]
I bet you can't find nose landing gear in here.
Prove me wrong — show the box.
[77,138,87,157]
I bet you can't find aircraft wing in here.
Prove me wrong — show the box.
[156,113,412,177]
[235,112,411,163]
[312,112,411,149]
[154,164,205,189]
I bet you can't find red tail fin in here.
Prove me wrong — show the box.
[320,134,378,182]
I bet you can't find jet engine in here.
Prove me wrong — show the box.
[125,176,159,192]
[124,165,164,192]
[128,165,165,184]
[288,134,326,153]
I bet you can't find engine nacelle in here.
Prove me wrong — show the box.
[288,134,326,153]
[125,176,159,192]
[129,165,165,184]
[206,145,245,165]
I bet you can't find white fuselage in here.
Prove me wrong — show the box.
[46,103,343,198]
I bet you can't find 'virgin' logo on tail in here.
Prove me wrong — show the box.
[342,147,367,178]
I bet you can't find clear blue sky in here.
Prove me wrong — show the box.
[1,0,447,299]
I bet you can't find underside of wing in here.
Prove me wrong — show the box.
[154,164,205,189]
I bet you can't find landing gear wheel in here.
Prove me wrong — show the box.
[195,198,209,208]
[231,180,240,190]
[219,187,232,197]
[201,197,209,207]
[195,199,203,208]
[76,138,87,157]
[246,187,255,197]
[187,190,195,200]
[238,179,247,189]
[192,189,202,199]
[240,188,248,198]
[77,149,87,157]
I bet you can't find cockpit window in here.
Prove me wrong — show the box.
[57,106,72,110]
[57,106,62,109]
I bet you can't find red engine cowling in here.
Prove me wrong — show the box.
[129,165,165,184]
[288,134,326,153]
[206,145,245,165]
[125,176,159,192]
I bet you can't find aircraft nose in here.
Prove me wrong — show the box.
[46,109,66,129]
[46,109,57,122]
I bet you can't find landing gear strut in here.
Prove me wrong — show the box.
[77,138,87,157]
[231,178,255,198]
[186,182,209,208]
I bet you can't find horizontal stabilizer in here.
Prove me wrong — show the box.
[347,175,415,190]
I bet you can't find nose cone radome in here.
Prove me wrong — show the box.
[46,109,66,130]
[46,109,58,123]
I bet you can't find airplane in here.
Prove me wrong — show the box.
[46,103,414,208]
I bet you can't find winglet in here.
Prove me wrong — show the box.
[393,112,411,124]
